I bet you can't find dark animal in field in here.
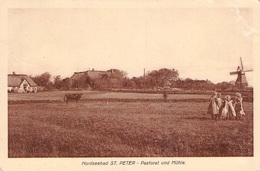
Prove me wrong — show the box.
[64,93,83,103]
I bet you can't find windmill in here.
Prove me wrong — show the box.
[230,57,253,88]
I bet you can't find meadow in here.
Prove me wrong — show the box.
[8,90,210,101]
[8,91,253,157]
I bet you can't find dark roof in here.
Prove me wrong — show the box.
[70,70,112,81]
[8,74,38,87]
[87,70,109,79]
[70,72,88,81]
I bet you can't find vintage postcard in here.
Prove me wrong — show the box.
[0,0,260,171]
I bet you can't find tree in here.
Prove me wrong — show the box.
[145,68,179,88]
[94,75,112,88]
[70,74,91,89]
[109,69,127,88]
[31,72,53,90]
[131,77,145,89]
[61,77,70,90]
[53,75,63,89]
[215,81,232,91]
[91,69,128,89]
[123,78,138,89]
[148,68,179,87]
[175,78,215,91]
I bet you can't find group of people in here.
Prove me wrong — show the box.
[207,92,245,120]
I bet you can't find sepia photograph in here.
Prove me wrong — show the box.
[1,0,260,171]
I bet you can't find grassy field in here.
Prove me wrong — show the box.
[8,90,210,101]
[8,91,253,157]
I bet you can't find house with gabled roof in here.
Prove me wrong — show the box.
[8,72,38,93]
[70,69,113,88]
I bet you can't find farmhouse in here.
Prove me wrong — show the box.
[8,72,38,93]
[70,69,120,89]
[70,69,110,88]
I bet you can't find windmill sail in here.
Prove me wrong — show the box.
[244,69,253,72]
[230,71,238,75]
[240,57,244,70]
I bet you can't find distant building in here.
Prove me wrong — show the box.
[8,72,38,93]
[70,69,115,88]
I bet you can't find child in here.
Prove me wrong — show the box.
[216,93,224,120]
[234,92,245,120]
[207,92,219,120]
[221,95,236,120]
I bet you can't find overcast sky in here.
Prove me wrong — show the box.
[8,8,254,85]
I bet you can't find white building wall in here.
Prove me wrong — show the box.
[8,79,38,93]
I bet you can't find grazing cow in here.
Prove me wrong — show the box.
[64,93,83,103]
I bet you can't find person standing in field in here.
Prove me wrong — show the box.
[221,95,236,120]
[207,92,219,120]
[234,92,245,120]
[163,90,168,102]
[216,93,224,120]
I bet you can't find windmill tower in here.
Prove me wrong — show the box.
[230,57,253,88]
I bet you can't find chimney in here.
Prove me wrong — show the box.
[13,71,16,75]
[92,68,94,71]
